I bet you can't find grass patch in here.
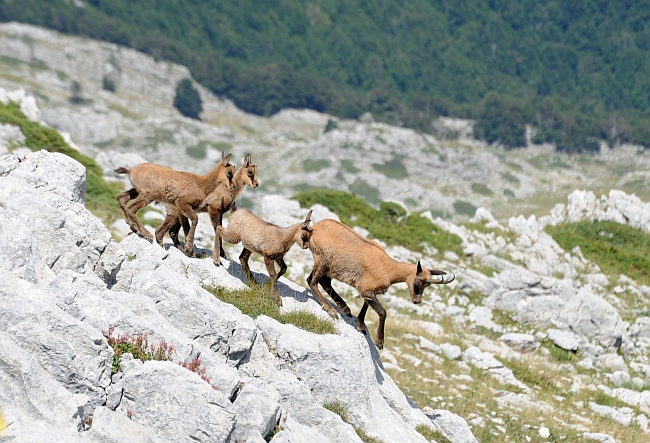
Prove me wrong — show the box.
[416,424,451,443]
[0,101,122,222]
[501,172,520,185]
[293,190,462,255]
[323,402,383,443]
[207,285,336,335]
[350,178,381,204]
[471,183,494,196]
[302,158,331,172]
[453,200,477,216]
[547,220,650,286]
[541,340,578,363]
[372,157,408,179]
[341,159,360,173]
[503,188,515,197]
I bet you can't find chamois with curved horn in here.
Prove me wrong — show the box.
[307,219,455,349]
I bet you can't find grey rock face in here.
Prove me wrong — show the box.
[0,149,476,443]
[500,333,539,353]
[547,329,580,352]
[117,359,235,442]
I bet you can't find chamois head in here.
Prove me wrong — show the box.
[220,152,236,189]
[409,261,455,304]
[293,210,314,249]
[241,153,259,188]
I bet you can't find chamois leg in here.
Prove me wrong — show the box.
[209,208,224,264]
[318,276,352,317]
[120,193,155,240]
[155,208,181,247]
[276,258,287,279]
[116,188,140,233]
[306,267,338,319]
[168,215,190,250]
[264,257,283,307]
[218,212,227,259]
[178,204,198,257]
[356,302,369,334]
[364,295,387,350]
[238,248,255,284]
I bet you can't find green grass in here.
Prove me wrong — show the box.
[206,285,336,335]
[453,200,477,217]
[416,424,451,443]
[547,220,650,286]
[293,189,462,255]
[372,157,408,179]
[0,101,122,222]
[323,402,383,443]
[471,183,494,196]
[302,158,331,172]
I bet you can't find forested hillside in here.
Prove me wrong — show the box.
[3,0,649,151]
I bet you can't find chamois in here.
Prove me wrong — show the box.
[217,207,313,306]
[115,152,234,253]
[307,219,455,349]
[156,154,258,261]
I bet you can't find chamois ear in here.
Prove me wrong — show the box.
[244,153,252,167]
[301,211,313,230]
[222,152,232,166]
[416,260,423,276]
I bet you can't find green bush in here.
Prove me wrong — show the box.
[173,78,203,119]
[0,101,122,222]
[293,189,462,255]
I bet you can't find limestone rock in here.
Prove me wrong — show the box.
[500,333,539,353]
[547,329,580,351]
[117,359,235,442]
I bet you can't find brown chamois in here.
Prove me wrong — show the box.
[307,219,455,349]
[115,152,234,254]
[217,206,313,306]
[156,154,258,261]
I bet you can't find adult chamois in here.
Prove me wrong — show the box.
[115,152,234,254]
[307,219,455,349]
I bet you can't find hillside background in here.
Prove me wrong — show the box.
[2,0,650,151]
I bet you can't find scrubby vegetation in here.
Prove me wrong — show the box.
[0,101,122,221]
[322,402,383,443]
[103,326,175,373]
[4,0,650,150]
[547,220,650,286]
[293,189,462,255]
[206,285,336,335]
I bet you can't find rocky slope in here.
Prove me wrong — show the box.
[2,22,650,222]
[0,148,478,442]
[3,22,650,443]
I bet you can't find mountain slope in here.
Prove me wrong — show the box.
[2,0,650,150]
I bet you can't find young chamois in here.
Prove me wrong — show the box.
[217,206,313,306]
[115,152,234,253]
[307,219,455,349]
[155,154,258,261]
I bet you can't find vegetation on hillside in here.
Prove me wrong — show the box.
[2,0,650,151]
[293,189,463,255]
[0,101,122,221]
[547,220,650,286]
[206,285,336,335]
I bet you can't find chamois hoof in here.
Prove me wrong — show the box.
[326,309,338,320]
[375,342,384,350]
[212,259,222,267]
[339,306,353,317]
